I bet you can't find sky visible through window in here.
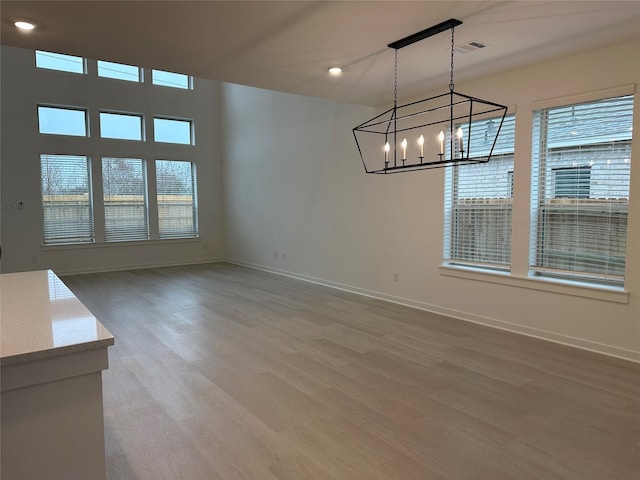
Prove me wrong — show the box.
[35,51,84,74]
[36,51,191,90]
[38,106,87,136]
[154,118,192,144]
[152,70,190,89]
[100,112,143,140]
[97,60,140,82]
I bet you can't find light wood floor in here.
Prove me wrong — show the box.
[62,263,639,480]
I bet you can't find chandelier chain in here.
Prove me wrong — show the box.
[449,25,455,92]
[394,49,398,107]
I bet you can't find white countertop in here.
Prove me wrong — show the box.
[1,270,114,366]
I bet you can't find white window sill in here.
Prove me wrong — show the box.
[439,264,629,304]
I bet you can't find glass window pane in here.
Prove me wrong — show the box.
[156,160,198,238]
[154,117,192,144]
[35,51,84,74]
[152,69,190,89]
[100,112,143,141]
[102,158,148,241]
[443,115,515,270]
[41,154,94,244]
[97,60,141,82]
[531,95,633,284]
[38,106,87,136]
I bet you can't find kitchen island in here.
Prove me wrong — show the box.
[1,270,114,480]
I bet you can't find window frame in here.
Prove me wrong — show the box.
[97,60,142,83]
[38,105,89,137]
[99,111,145,141]
[40,154,94,245]
[155,160,198,239]
[151,69,192,90]
[35,50,86,74]
[530,93,633,287]
[443,114,516,272]
[153,116,194,145]
[101,157,150,242]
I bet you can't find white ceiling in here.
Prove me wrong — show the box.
[2,1,639,106]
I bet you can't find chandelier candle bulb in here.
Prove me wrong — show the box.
[401,138,408,160]
[456,127,464,153]
[384,141,390,165]
[418,135,424,157]
[438,131,445,155]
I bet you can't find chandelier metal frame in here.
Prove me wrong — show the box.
[353,19,508,173]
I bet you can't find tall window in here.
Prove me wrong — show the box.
[444,115,516,270]
[102,158,149,241]
[41,155,94,244]
[531,95,633,285]
[156,160,198,238]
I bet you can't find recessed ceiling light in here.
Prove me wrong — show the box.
[328,67,343,76]
[14,21,36,30]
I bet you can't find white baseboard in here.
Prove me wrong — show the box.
[55,258,224,277]
[227,259,640,364]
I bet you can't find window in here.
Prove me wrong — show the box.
[38,106,87,136]
[35,51,85,74]
[100,112,143,140]
[152,69,190,89]
[531,95,633,285]
[102,158,148,241]
[154,117,192,144]
[444,115,516,270]
[41,154,94,244]
[553,166,591,198]
[97,60,141,82]
[156,160,198,238]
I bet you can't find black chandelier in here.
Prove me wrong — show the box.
[353,19,508,173]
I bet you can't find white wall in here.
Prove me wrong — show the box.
[221,40,640,361]
[0,46,224,274]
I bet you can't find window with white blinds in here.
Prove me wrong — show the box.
[530,95,633,285]
[156,160,198,238]
[41,154,94,244]
[444,115,516,270]
[102,158,149,241]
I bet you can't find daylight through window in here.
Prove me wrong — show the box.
[531,95,633,285]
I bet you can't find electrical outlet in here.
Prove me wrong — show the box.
[282,253,286,261]
[274,252,279,259]
[393,272,399,282]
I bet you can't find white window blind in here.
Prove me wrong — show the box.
[531,95,633,285]
[41,154,94,244]
[444,115,516,270]
[156,160,198,238]
[102,158,149,241]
